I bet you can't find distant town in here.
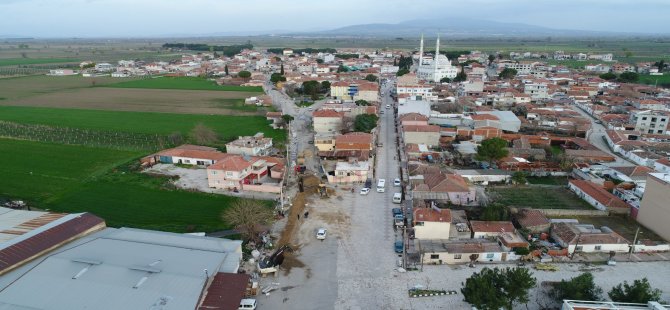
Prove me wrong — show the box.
[1,29,670,310]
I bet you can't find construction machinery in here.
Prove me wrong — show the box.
[257,245,293,277]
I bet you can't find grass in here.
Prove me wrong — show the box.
[0,138,140,202]
[0,75,121,100]
[0,106,286,142]
[0,58,80,66]
[106,76,263,92]
[526,176,569,186]
[491,186,594,210]
[211,98,265,112]
[638,74,670,87]
[0,138,243,233]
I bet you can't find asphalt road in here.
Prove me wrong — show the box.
[571,105,634,166]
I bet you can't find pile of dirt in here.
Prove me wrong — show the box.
[279,192,306,246]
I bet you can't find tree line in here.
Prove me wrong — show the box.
[162,43,253,57]
[266,48,336,54]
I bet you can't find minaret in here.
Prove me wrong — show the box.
[418,33,424,68]
[434,33,440,81]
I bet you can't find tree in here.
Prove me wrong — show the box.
[551,273,603,302]
[316,58,324,64]
[238,70,251,78]
[270,73,286,84]
[222,200,275,242]
[599,72,617,80]
[396,68,409,76]
[337,65,349,73]
[224,64,229,76]
[481,203,510,221]
[440,77,451,83]
[364,74,378,82]
[608,278,662,303]
[511,171,527,185]
[625,51,633,58]
[619,72,639,83]
[462,267,536,310]
[354,114,379,133]
[488,54,496,65]
[499,67,518,79]
[355,99,371,106]
[321,81,331,92]
[280,63,284,75]
[453,66,467,82]
[476,137,509,163]
[302,80,321,100]
[281,114,294,124]
[189,123,218,144]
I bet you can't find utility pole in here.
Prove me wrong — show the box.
[570,232,582,260]
[629,227,641,261]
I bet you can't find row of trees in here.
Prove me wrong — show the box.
[462,269,663,310]
[161,43,252,57]
[599,71,640,83]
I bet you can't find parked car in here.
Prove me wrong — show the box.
[316,228,327,240]
[392,208,402,216]
[239,299,257,310]
[393,178,401,186]
[394,240,404,253]
[386,104,391,109]
[360,188,370,195]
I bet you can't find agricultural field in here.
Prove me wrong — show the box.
[639,74,670,87]
[0,58,80,66]
[490,186,594,210]
[0,138,140,202]
[0,75,121,100]
[0,106,285,143]
[106,76,263,92]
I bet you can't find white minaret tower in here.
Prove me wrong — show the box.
[418,33,424,68]
[434,33,440,81]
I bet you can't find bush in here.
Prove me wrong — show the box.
[238,70,251,78]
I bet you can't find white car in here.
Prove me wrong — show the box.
[239,299,257,310]
[360,188,370,195]
[386,104,391,109]
[394,178,401,186]
[316,228,327,240]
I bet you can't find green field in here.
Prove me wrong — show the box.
[0,106,285,143]
[639,74,670,87]
[491,186,593,209]
[0,139,140,201]
[0,58,80,66]
[106,76,263,92]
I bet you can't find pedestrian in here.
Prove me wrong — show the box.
[304,211,309,219]
[297,214,300,220]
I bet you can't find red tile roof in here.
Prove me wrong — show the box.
[514,209,550,228]
[470,221,515,233]
[198,273,250,310]
[414,208,452,223]
[312,109,343,118]
[569,179,629,209]
[403,125,440,133]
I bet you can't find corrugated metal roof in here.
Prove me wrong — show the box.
[0,228,243,310]
[198,273,250,310]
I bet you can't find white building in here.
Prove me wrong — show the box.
[524,83,549,100]
[94,63,114,72]
[415,34,458,82]
[413,208,451,240]
[225,133,273,156]
[630,110,669,134]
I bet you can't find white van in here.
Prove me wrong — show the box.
[392,193,402,204]
[239,299,257,309]
[377,179,386,193]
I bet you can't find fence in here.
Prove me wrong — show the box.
[510,207,608,217]
[0,121,174,151]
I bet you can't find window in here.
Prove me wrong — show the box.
[642,117,648,120]
[486,253,494,259]
[430,254,439,259]
[226,171,233,177]
[211,171,217,175]
[415,222,424,226]
[595,245,602,251]
[659,130,664,134]
[454,254,462,259]
[652,118,657,122]
[575,246,583,252]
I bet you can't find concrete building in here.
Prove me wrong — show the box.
[0,227,246,310]
[225,132,273,156]
[415,34,458,82]
[630,110,669,134]
[330,80,379,102]
[417,239,506,265]
[524,83,549,101]
[562,300,669,310]
[637,173,670,242]
[325,161,371,184]
[413,207,452,240]
[312,109,344,134]
[568,179,629,214]
[395,73,436,101]
[551,222,630,255]
[470,221,516,239]
[402,124,441,146]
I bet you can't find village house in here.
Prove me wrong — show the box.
[206,155,284,193]
[551,222,630,255]
[412,172,476,205]
[225,133,273,156]
[334,132,373,152]
[470,221,516,239]
[568,179,629,214]
[513,208,551,233]
[312,109,344,134]
[402,124,441,146]
[324,160,371,184]
[417,239,507,265]
[413,207,452,240]
[144,144,227,166]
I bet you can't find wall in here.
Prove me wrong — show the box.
[403,131,439,146]
[243,183,282,194]
[422,251,505,265]
[313,117,343,134]
[414,222,451,240]
[637,176,670,242]
[509,208,608,217]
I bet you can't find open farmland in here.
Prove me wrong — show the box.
[0,58,80,66]
[0,138,140,202]
[0,106,285,143]
[106,76,264,92]
[0,75,121,100]
[490,186,594,209]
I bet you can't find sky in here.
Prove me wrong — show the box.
[0,0,668,37]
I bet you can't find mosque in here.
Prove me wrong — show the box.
[415,34,459,82]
